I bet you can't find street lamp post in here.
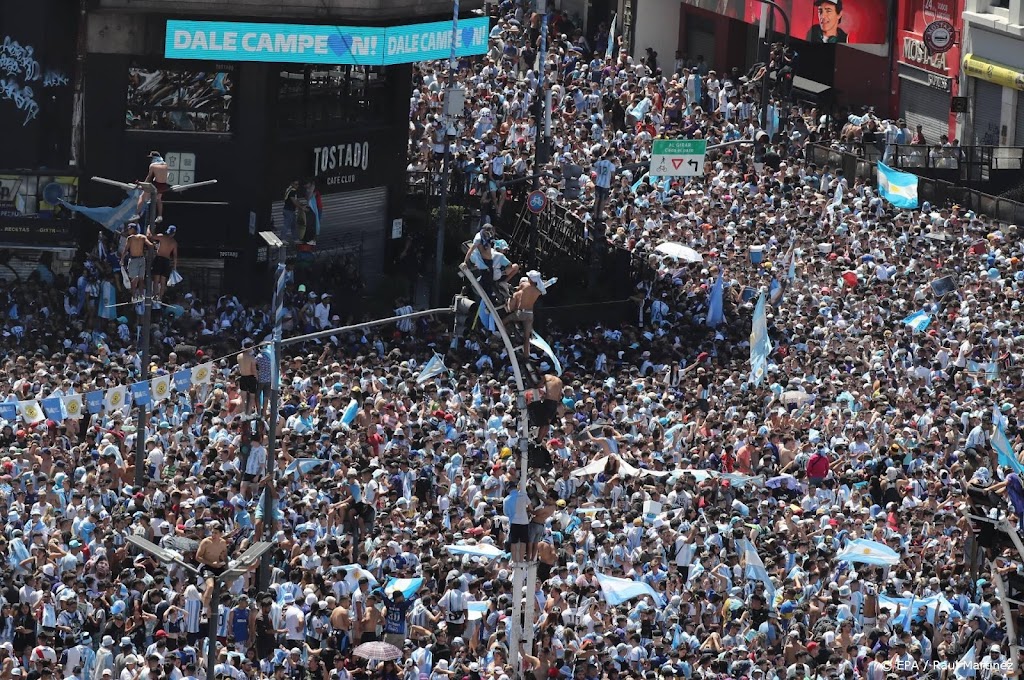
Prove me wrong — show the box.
[457,264,535,674]
[254,302,456,591]
[88,176,218,488]
[126,536,273,680]
[527,0,551,266]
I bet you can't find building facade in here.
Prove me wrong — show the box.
[960,0,1024,145]
[894,0,963,144]
[623,0,892,113]
[2,0,483,293]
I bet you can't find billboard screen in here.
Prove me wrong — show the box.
[164,18,491,65]
[683,0,887,44]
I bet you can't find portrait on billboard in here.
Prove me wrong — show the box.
[735,0,887,43]
[807,0,847,42]
[126,63,235,132]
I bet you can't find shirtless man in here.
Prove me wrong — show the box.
[526,370,564,440]
[149,224,178,306]
[536,539,557,583]
[527,487,558,562]
[136,151,171,223]
[329,595,352,652]
[505,271,546,356]
[196,521,228,614]
[237,339,258,415]
[120,223,154,303]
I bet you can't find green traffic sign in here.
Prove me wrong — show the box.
[651,139,708,155]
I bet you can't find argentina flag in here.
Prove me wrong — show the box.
[877,163,919,209]
[902,310,931,333]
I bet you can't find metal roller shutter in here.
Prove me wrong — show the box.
[972,79,1003,146]
[272,186,387,285]
[1015,96,1024,147]
[686,16,716,69]
[899,78,949,147]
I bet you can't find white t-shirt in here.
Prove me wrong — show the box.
[284,605,305,641]
[594,159,614,188]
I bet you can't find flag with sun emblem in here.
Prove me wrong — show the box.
[191,362,213,385]
[150,374,172,403]
[61,393,84,420]
[104,385,128,413]
[749,291,772,386]
[18,401,45,425]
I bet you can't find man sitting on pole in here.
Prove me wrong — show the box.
[135,151,171,224]
[196,520,229,613]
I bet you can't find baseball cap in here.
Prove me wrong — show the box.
[814,0,842,9]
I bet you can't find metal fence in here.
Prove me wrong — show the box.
[805,144,1024,225]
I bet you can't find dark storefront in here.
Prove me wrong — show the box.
[0,0,80,266]
[80,17,414,294]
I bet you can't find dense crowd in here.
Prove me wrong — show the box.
[0,2,1021,680]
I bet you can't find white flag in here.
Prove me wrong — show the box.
[191,362,213,385]
[104,385,128,413]
[150,374,172,403]
[18,401,45,425]
[61,394,84,420]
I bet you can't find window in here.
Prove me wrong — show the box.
[126,63,235,133]
[990,0,1010,8]
[277,65,389,132]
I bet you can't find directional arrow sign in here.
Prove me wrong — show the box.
[650,139,708,177]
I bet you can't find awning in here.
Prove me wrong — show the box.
[792,76,832,95]
[962,53,1024,91]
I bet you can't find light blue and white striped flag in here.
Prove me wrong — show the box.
[341,398,360,426]
[902,310,931,333]
[283,458,325,478]
[992,425,1024,474]
[749,291,771,385]
[416,353,448,384]
[877,162,919,209]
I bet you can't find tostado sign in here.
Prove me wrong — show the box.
[312,142,370,187]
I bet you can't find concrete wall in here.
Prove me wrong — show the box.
[96,0,484,21]
[632,0,680,68]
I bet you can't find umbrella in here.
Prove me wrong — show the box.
[352,641,402,662]
[654,242,703,263]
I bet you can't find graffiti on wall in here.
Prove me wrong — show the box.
[0,35,69,126]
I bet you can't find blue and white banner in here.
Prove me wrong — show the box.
[130,382,151,407]
[0,403,15,422]
[595,572,664,606]
[445,543,508,560]
[164,18,490,66]
[416,353,448,385]
[993,426,1023,474]
[835,538,901,566]
[902,310,931,333]
[877,162,919,209]
[341,398,360,426]
[173,370,193,392]
[383,577,424,600]
[706,273,724,328]
[40,397,65,421]
[85,391,104,414]
[283,458,326,478]
[60,189,144,234]
[749,291,771,385]
[529,333,563,376]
